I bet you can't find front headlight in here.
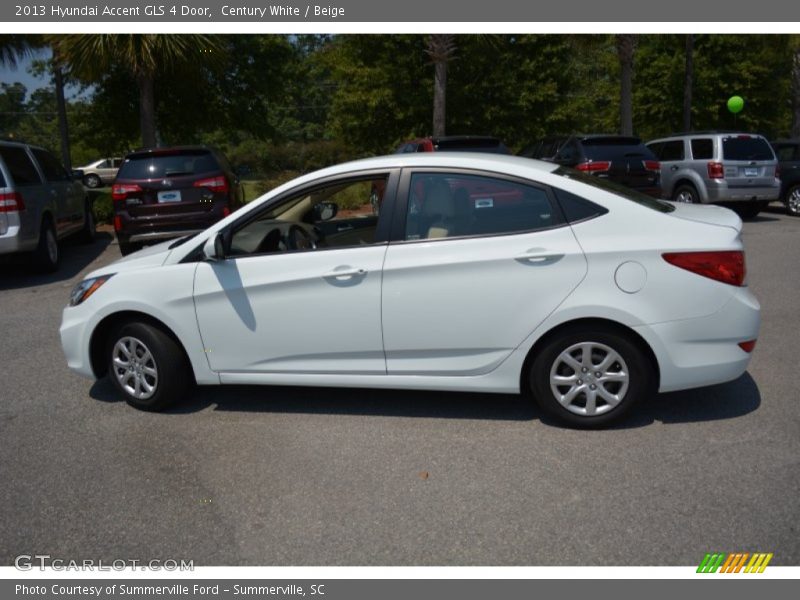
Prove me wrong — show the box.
[69,274,114,306]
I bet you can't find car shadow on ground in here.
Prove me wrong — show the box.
[0,232,113,291]
[88,371,761,428]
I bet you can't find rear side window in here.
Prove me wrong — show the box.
[775,145,798,161]
[31,149,70,182]
[555,166,675,213]
[690,139,714,160]
[552,188,608,223]
[722,136,774,161]
[118,151,220,179]
[0,146,42,186]
[657,140,685,161]
[404,172,564,241]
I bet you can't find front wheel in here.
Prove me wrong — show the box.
[785,185,800,216]
[107,322,192,411]
[529,327,655,428]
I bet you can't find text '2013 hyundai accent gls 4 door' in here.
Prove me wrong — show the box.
[60,154,760,427]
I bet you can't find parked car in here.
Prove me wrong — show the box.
[111,146,244,256]
[646,131,780,218]
[770,139,800,216]
[0,140,95,271]
[60,154,759,428]
[75,157,123,189]
[523,135,662,198]
[395,135,510,154]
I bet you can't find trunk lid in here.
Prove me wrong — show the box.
[668,202,743,232]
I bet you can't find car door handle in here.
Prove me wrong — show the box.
[670,165,679,171]
[515,252,564,265]
[323,267,367,279]
[336,224,354,232]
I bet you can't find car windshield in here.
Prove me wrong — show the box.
[722,137,774,161]
[117,150,219,179]
[555,166,675,213]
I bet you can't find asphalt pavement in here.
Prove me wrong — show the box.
[0,212,798,566]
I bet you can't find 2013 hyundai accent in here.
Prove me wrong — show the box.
[59,154,760,427]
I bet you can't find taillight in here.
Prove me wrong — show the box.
[738,340,757,353]
[775,165,781,179]
[113,216,122,231]
[662,251,746,287]
[576,161,611,173]
[0,191,25,212]
[222,206,231,217]
[111,183,142,202]
[194,176,229,194]
[644,160,660,172]
[707,162,724,179]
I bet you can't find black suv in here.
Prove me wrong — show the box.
[112,146,244,255]
[521,135,662,198]
[771,139,800,216]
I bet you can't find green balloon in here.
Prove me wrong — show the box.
[727,96,744,114]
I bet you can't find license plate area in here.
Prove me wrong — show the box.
[158,190,182,203]
[744,167,759,177]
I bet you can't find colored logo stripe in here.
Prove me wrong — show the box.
[697,552,773,573]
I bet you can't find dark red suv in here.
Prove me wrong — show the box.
[112,146,244,255]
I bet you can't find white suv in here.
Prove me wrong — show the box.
[646,132,780,218]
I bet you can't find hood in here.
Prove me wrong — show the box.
[87,239,174,278]
[668,202,743,233]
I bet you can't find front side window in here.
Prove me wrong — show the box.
[404,173,563,241]
[229,175,389,257]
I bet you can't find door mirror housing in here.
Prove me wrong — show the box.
[203,232,226,261]
[313,201,338,222]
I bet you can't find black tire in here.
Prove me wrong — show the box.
[672,183,700,204]
[32,219,59,272]
[735,201,762,220]
[84,174,101,189]
[118,239,141,256]
[78,200,96,243]
[529,325,655,428]
[785,184,800,217]
[106,321,191,411]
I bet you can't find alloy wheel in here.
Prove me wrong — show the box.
[112,336,158,400]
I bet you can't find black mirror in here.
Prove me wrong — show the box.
[71,169,85,181]
[313,202,338,222]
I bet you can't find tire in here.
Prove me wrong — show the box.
[118,240,141,256]
[735,201,762,220]
[672,183,700,204]
[107,321,191,411]
[785,185,800,217]
[32,219,59,272]
[84,174,101,189]
[78,200,96,243]
[529,326,655,428]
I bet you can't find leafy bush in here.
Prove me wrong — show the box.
[89,190,114,224]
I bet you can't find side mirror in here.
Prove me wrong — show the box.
[203,232,226,261]
[71,169,85,181]
[313,201,338,222]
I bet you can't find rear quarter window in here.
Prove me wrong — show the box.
[722,137,775,161]
[690,139,714,160]
[552,188,609,223]
[118,151,220,179]
[0,146,42,186]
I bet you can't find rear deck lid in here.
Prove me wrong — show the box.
[668,202,742,232]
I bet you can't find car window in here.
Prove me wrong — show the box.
[690,139,714,160]
[97,159,110,168]
[118,150,220,179]
[229,175,389,256]
[555,166,675,213]
[581,141,657,161]
[658,140,685,161]
[775,145,797,161]
[403,172,563,241]
[31,149,70,182]
[112,159,123,168]
[552,188,608,223]
[0,146,42,186]
[722,136,774,161]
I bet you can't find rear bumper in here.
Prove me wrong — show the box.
[706,182,780,203]
[126,229,204,243]
[0,223,36,255]
[634,286,761,393]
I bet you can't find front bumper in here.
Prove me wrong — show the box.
[59,305,96,379]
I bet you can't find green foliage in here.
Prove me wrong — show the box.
[89,190,113,223]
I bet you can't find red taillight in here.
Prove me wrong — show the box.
[738,340,757,353]
[111,183,142,202]
[0,191,25,212]
[222,206,231,217]
[707,161,724,179]
[576,161,611,172]
[662,251,746,287]
[113,216,122,231]
[194,176,229,194]
[644,160,660,172]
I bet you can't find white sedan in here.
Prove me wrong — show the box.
[59,154,760,427]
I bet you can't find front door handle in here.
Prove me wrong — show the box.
[515,252,564,265]
[323,267,367,280]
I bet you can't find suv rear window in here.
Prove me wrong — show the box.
[118,150,220,180]
[580,138,657,161]
[433,139,510,154]
[555,166,675,213]
[722,137,774,161]
[0,146,41,186]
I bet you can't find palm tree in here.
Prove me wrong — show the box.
[50,34,224,148]
[426,34,457,137]
[615,34,637,136]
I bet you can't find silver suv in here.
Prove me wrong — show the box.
[646,132,780,218]
[0,141,95,271]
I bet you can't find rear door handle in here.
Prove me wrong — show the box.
[670,165,679,171]
[323,267,367,279]
[515,252,564,265]
[336,224,354,232]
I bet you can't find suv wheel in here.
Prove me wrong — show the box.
[33,220,59,272]
[84,174,101,188]
[529,326,654,428]
[107,322,191,411]
[736,201,763,220]
[673,184,699,204]
[79,200,96,243]
[118,239,142,256]
[785,185,800,217]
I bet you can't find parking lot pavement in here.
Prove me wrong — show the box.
[0,211,798,567]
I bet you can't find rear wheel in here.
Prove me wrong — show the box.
[673,184,699,204]
[529,326,655,428]
[735,201,764,219]
[785,185,800,216]
[107,321,191,411]
[79,200,96,243]
[118,239,141,256]
[32,220,59,272]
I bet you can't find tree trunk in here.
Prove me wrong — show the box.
[53,65,71,171]
[616,34,636,136]
[683,34,694,132]
[137,72,157,148]
[792,45,800,138]
[433,59,447,137]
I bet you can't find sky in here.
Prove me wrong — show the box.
[0,48,51,92]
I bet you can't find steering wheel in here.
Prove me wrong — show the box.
[286,225,317,251]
